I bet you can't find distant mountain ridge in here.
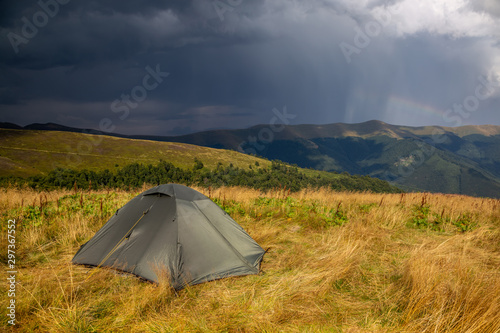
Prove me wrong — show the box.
[2,120,499,198]
[164,120,500,198]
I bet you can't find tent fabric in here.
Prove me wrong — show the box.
[72,184,265,289]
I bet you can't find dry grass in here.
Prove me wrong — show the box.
[1,186,499,332]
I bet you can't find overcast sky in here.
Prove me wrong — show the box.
[1,0,499,135]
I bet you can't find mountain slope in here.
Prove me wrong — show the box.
[0,129,271,178]
[162,120,500,198]
[0,128,403,194]
[2,121,499,197]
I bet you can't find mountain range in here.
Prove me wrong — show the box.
[2,120,499,198]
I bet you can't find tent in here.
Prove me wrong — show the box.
[72,184,265,289]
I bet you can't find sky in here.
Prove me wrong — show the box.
[1,0,499,136]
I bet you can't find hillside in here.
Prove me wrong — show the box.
[162,120,500,198]
[0,129,401,194]
[1,187,498,332]
[3,121,500,198]
[0,129,270,178]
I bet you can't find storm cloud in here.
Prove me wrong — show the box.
[1,0,499,135]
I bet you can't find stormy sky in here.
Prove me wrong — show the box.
[1,0,499,135]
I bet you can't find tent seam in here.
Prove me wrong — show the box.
[131,195,178,279]
[192,200,258,273]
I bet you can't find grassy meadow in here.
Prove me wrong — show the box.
[0,186,499,332]
[0,129,271,178]
[0,129,400,194]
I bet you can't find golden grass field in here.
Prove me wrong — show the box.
[1,186,499,332]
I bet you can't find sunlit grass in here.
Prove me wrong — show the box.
[1,186,499,332]
[0,129,271,177]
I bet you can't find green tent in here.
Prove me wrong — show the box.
[72,184,265,289]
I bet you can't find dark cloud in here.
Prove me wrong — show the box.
[0,0,499,135]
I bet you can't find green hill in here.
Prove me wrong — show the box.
[3,121,499,197]
[0,129,270,178]
[0,129,401,193]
